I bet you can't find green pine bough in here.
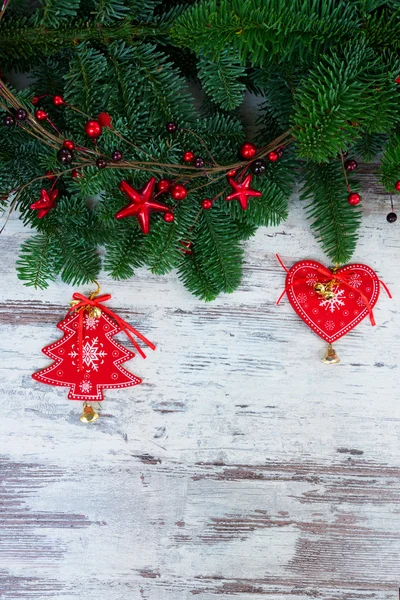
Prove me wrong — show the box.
[0,0,399,301]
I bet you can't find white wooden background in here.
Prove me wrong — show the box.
[0,174,399,600]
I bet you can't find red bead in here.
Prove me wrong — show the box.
[32,96,40,106]
[35,109,48,121]
[201,199,213,210]
[227,169,237,178]
[45,170,55,180]
[239,142,257,160]
[71,169,82,179]
[52,95,65,106]
[183,151,195,163]
[267,151,279,162]
[348,192,361,206]
[170,184,187,200]
[98,112,112,127]
[84,120,102,138]
[157,179,170,193]
[395,181,400,191]
[163,212,175,223]
[63,139,75,151]
[395,77,400,85]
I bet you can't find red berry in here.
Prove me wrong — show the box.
[84,120,102,138]
[239,142,257,160]
[395,77,400,85]
[170,184,187,200]
[183,151,195,163]
[71,169,82,179]
[395,180,400,192]
[35,109,47,121]
[201,199,213,210]
[157,179,170,193]
[348,192,361,206]
[227,169,237,178]
[163,212,175,223]
[45,170,55,180]
[267,151,279,162]
[63,139,75,151]
[97,112,112,127]
[32,96,40,106]
[52,95,65,106]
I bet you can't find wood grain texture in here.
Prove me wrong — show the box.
[0,172,399,600]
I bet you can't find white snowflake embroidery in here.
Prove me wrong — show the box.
[325,320,336,331]
[347,272,362,288]
[306,272,318,287]
[319,286,346,313]
[69,337,107,371]
[80,381,92,393]
[84,314,99,330]
[297,293,308,305]
[357,296,365,307]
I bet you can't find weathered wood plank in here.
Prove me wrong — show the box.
[0,179,399,600]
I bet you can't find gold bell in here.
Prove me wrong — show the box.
[324,290,335,300]
[322,343,340,365]
[89,306,102,319]
[80,403,99,423]
[70,299,80,308]
[314,282,325,294]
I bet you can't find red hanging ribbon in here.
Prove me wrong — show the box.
[275,254,392,327]
[67,292,156,371]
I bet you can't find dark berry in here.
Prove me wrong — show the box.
[57,148,74,164]
[3,115,15,127]
[250,159,266,175]
[345,159,358,172]
[387,212,397,223]
[15,108,28,121]
[112,150,123,162]
[194,157,205,169]
[96,158,107,169]
[166,122,177,133]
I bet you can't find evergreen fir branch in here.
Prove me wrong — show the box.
[187,203,244,297]
[301,161,362,265]
[291,42,383,161]
[352,133,387,162]
[104,226,147,279]
[198,51,246,111]
[106,41,196,132]
[172,0,360,66]
[178,251,221,301]
[143,198,199,275]
[379,130,400,191]
[51,231,101,286]
[33,0,81,28]
[86,0,129,25]
[64,43,108,116]
[16,233,57,288]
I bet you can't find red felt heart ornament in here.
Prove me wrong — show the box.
[284,260,381,343]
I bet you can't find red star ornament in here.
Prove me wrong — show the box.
[30,188,59,218]
[226,174,262,210]
[116,177,170,234]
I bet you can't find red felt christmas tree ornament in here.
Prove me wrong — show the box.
[276,255,391,364]
[32,283,155,422]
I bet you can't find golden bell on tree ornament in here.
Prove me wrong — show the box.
[322,344,340,365]
[80,403,99,423]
